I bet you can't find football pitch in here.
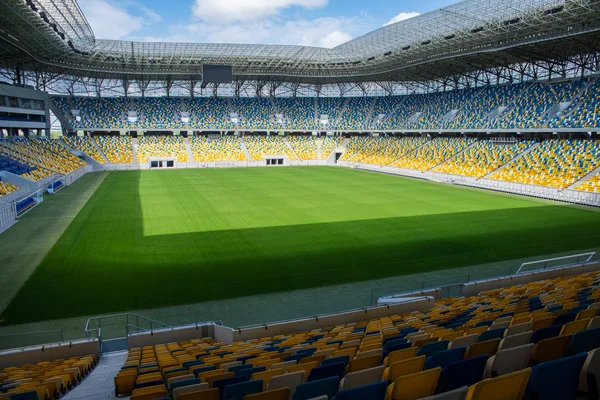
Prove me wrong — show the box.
[2,166,600,325]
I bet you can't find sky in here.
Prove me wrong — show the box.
[77,0,458,48]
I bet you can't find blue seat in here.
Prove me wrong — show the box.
[382,335,404,346]
[435,354,488,394]
[228,364,252,375]
[331,381,388,400]
[293,376,340,400]
[556,313,578,326]
[193,365,217,377]
[182,360,204,369]
[284,354,309,363]
[235,366,266,379]
[222,379,263,400]
[214,376,249,399]
[237,355,257,364]
[416,340,449,359]
[297,348,317,356]
[170,378,200,395]
[568,328,600,355]
[307,362,346,382]
[10,392,38,400]
[477,328,505,343]
[475,320,493,328]
[530,324,563,344]
[382,341,411,361]
[523,352,587,400]
[424,347,466,370]
[321,355,350,368]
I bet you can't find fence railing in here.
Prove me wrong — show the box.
[516,252,596,274]
[84,312,172,342]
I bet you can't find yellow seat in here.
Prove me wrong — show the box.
[243,387,290,400]
[466,368,532,400]
[383,356,426,381]
[530,335,572,365]
[346,355,380,374]
[205,372,234,388]
[385,367,441,400]
[465,339,500,359]
[384,348,419,367]
[560,319,591,336]
[287,362,317,382]
[179,388,219,400]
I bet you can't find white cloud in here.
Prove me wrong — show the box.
[384,12,420,26]
[78,0,157,40]
[129,16,358,48]
[191,0,328,23]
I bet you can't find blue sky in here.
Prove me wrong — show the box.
[77,0,458,47]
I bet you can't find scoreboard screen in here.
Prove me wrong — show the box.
[202,65,233,84]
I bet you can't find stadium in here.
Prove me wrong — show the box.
[0,0,600,398]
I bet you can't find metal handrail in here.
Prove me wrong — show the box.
[0,329,64,342]
[516,252,596,274]
[84,312,171,340]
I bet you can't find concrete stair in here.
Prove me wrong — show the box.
[566,164,600,190]
[238,136,253,161]
[183,137,194,162]
[90,137,110,163]
[62,352,127,400]
[283,136,301,161]
[132,138,139,163]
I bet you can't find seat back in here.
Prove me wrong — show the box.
[388,367,441,400]
[525,352,587,400]
[292,376,339,400]
[383,348,418,367]
[384,356,426,381]
[339,365,384,391]
[221,362,242,372]
[498,331,532,351]
[477,329,505,343]
[465,339,500,359]
[213,376,248,397]
[466,368,531,400]
[333,381,387,400]
[530,324,562,344]
[424,347,466,370]
[307,363,345,383]
[589,316,600,329]
[244,387,290,400]
[483,343,534,378]
[173,382,209,400]
[561,319,592,336]
[417,341,449,359]
[449,335,477,349]
[321,356,350,368]
[222,379,263,400]
[179,387,219,400]
[268,371,304,393]
[418,386,467,400]
[435,355,488,394]
[530,334,572,365]
[568,328,600,355]
[270,361,296,373]
[346,355,380,374]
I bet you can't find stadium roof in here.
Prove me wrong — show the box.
[0,0,599,84]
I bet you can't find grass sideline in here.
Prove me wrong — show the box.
[2,166,600,325]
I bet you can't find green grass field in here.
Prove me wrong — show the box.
[2,166,600,325]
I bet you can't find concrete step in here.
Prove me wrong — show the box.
[62,351,127,400]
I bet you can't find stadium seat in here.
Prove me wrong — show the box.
[385,367,441,400]
[338,365,384,391]
[523,352,588,400]
[483,344,534,378]
[292,376,339,400]
[435,355,488,394]
[222,380,263,400]
[466,368,531,400]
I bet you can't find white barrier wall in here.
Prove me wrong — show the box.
[0,339,99,369]
[339,162,600,208]
[127,324,214,348]
[103,160,328,171]
[463,261,600,297]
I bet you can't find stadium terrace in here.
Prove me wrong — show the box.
[1,0,600,399]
